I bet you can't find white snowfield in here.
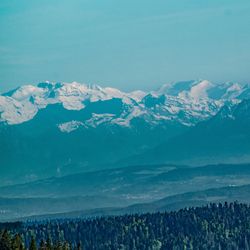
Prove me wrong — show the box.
[58,121,85,133]
[0,80,248,129]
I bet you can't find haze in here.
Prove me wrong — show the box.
[0,0,250,92]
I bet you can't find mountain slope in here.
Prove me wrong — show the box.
[0,106,186,184]
[0,80,249,183]
[125,99,250,166]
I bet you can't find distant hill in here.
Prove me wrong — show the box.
[17,184,250,221]
[1,163,250,220]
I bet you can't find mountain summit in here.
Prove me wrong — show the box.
[1,80,248,127]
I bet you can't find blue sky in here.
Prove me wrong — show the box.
[0,0,250,92]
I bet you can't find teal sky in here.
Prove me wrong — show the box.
[0,0,250,92]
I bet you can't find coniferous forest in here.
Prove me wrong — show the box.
[0,202,250,250]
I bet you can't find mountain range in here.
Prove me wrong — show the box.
[1,79,250,184]
[125,98,250,166]
[1,79,250,220]
[1,80,248,126]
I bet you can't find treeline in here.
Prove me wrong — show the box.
[1,202,250,249]
[0,229,76,249]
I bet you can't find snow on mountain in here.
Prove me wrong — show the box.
[156,80,196,96]
[112,106,148,127]
[58,121,85,133]
[128,90,147,102]
[0,82,134,125]
[0,95,38,124]
[0,80,249,129]
[85,113,116,127]
[188,80,214,99]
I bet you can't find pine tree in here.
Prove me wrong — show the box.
[54,241,63,250]
[62,241,70,250]
[11,233,24,250]
[29,236,37,250]
[39,239,46,250]
[46,237,53,250]
[77,242,82,250]
[0,230,12,250]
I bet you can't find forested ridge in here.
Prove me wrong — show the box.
[1,202,250,249]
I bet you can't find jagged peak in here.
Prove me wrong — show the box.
[0,80,249,127]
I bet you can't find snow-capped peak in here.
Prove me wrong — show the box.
[6,85,45,101]
[129,90,147,102]
[0,80,249,128]
[188,80,214,99]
